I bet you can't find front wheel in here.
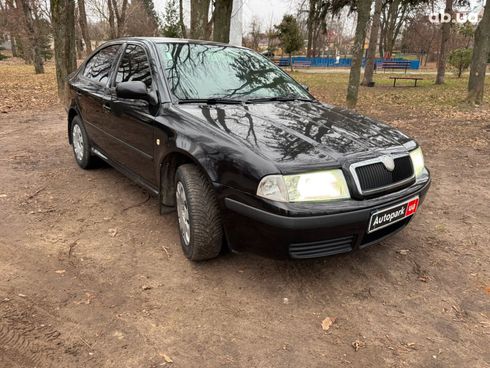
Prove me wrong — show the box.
[175,164,223,261]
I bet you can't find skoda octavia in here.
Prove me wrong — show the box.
[66,38,431,261]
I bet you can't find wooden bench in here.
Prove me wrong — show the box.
[381,61,411,74]
[274,59,290,67]
[389,76,423,87]
[292,61,311,69]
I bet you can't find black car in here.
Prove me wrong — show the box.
[67,37,431,261]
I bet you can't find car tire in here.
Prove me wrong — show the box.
[71,116,95,169]
[175,164,223,261]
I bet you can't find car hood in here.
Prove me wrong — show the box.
[176,101,412,173]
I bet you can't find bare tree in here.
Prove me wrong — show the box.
[379,0,413,58]
[125,0,160,36]
[16,0,44,73]
[362,0,383,86]
[78,0,92,53]
[1,0,20,57]
[305,0,329,57]
[51,0,76,99]
[249,18,261,50]
[466,2,490,105]
[435,0,453,84]
[346,0,373,108]
[401,10,439,66]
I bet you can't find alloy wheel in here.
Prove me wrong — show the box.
[176,181,191,246]
[72,124,84,162]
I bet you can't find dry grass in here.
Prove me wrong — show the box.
[0,59,58,114]
[1,57,488,127]
[291,71,490,123]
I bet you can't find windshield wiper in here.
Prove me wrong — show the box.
[178,98,243,105]
[245,95,314,104]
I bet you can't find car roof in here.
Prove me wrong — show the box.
[111,37,245,49]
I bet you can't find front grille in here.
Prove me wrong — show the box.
[354,155,414,194]
[289,235,354,259]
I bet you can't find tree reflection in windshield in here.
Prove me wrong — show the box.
[156,43,310,101]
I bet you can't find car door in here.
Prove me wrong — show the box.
[105,43,157,185]
[74,44,122,151]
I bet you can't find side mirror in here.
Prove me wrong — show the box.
[301,84,310,92]
[116,81,157,105]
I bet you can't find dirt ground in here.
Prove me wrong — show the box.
[1,66,490,367]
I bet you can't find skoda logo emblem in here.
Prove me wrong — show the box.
[380,155,395,171]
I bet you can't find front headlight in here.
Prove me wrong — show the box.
[409,147,425,178]
[257,169,350,202]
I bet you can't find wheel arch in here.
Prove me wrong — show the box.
[67,107,79,144]
[159,149,217,208]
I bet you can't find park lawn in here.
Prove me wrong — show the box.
[1,58,488,125]
[291,71,490,122]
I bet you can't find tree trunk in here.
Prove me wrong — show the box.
[190,0,210,40]
[362,0,382,86]
[213,0,233,43]
[289,53,293,72]
[10,33,18,57]
[435,0,453,84]
[16,0,44,73]
[179,0,187,38]
[383,0,405,58]
[51,0,77,100]
[114,0,128,37]
[107,0,116,38]
[306,0,316,57]
[75,8,84,59]
[78,0,92,54]
[466,1,490,105]
[346,0,372,108]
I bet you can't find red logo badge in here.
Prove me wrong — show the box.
[405,198,419,216]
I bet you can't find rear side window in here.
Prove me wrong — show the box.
[83,45,121,84]
[115,44,152,87]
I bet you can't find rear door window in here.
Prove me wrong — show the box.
[83,45,121,84]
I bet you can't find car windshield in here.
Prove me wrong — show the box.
[156,43,311,102]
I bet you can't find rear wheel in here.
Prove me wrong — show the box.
[175,164,223,261]
[71,116,95,169]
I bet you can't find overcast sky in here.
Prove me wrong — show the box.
[153,0,301,34]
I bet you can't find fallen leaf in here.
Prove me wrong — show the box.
[55,269,66,274]
[108,228,118,237]
[397,249,409,255]
[352,340,366,351]
[142,285,152,291]
[112,331,124,340]
[321,317,336,331]
[159,353,173,363]
[418,275,429,282]
[18,293,27,298]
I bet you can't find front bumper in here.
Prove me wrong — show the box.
[220,177,431,259]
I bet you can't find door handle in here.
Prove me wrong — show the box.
[103,104,111,113]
